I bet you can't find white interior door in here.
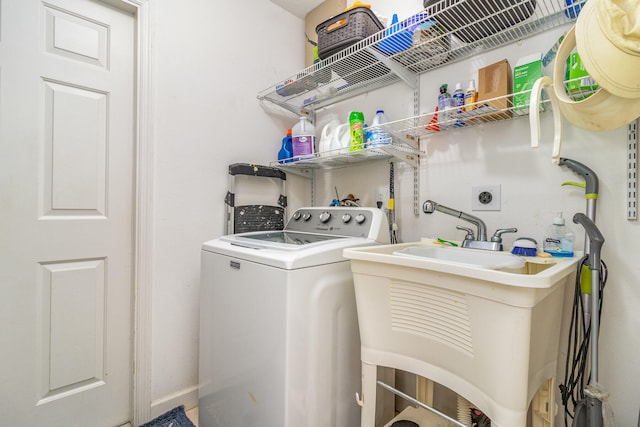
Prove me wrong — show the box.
[0,0,136,425]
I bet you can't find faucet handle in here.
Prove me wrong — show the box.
[491,227,518,242]
[456,225,475,241]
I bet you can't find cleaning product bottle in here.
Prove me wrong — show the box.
[368,110,391,147]
[453,83,465,113]
[278,128,293,164]
[452,83,466,127]
[437,84,452,129]
[464,79,478,112]
[542,34,565,67]
[292,116,315,160]
[543,212,575,257]
[349,111,365,151]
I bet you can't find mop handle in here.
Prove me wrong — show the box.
[573,213,605,385]
[573,213,604,271]
[559,157,599,196]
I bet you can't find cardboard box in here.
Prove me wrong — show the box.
[476,59,512,121]
[513,53,543,111]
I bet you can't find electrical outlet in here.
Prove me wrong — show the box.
[472,184,501,211]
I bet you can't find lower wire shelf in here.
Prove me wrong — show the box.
[271,142,422,175]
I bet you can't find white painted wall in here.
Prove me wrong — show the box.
[151,0,640,425]
[149,0,311,415]
[311,22,640,427]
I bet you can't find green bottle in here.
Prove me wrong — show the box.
[349,111,365,151]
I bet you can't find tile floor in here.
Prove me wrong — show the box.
[186,407,199,427]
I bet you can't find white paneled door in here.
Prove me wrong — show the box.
[0,0,136,426]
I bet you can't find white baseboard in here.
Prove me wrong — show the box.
[150,385,199,419]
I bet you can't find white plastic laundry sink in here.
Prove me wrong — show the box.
[343,238,581,427]
[393,245,526,271]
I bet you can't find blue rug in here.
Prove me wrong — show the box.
[138,405,195,427]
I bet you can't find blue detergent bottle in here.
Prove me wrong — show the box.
[278,128,293,164]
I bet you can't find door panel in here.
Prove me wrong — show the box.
[38,259,106,402]
[0,0,136,425]
[44,80,108,215]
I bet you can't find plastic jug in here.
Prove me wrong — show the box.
[319,119,340,156]
[292,116,316,160]
[330,123,350,154]
[368,110,391,147]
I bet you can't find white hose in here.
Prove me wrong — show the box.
[529,76,563,163]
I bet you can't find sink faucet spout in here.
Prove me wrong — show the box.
[422,200,488,241]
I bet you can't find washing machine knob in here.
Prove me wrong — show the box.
[319,211,331,223]
[341,213,352,223]
[302,212,312,221]
[292,211,301,220]
[355,213,366,224]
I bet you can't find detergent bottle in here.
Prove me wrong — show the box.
[292,116,316,160]
[278,128,293,164]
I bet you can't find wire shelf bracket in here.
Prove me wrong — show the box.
[628,119,638,220]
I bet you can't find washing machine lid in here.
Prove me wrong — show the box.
[201,207,390,269]
[221,230,346,250]
[203,234,378,269]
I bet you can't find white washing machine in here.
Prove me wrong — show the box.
[199,207,389,427]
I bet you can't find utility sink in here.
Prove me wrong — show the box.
[343,238,580,427]
[393,245,526,271]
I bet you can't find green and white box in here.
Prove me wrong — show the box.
[513,53,543,111]
[565,52,599,100]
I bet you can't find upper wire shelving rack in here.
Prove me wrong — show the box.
[257,0,579,115]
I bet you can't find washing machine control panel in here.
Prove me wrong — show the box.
[287,207,386,239]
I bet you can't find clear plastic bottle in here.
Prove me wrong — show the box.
[453,83,465,113]
[278,128,293,164]
[368,110,392,147]
[543,212,575,257]
[292,116,315,160]
[437,84,452,129]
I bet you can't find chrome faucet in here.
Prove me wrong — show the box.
[422,200,517,251]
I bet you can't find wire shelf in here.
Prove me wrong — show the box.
[258,0,582,114]
[272,79,600,171]
[376,78,599,143]
[270,142,422,172]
